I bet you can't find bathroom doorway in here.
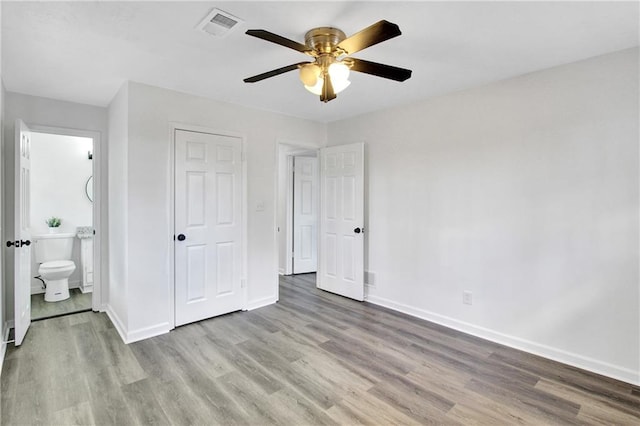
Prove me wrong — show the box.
[27,129,99,320]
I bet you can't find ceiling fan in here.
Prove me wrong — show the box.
[243,20,412,103]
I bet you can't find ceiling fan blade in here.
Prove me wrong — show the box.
[246,29,310,53]
[348,58,412,82]
[320,73,336,103]
[244,62,310,83]
[337,20,402,55]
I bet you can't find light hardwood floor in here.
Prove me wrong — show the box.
[2,273,639,425]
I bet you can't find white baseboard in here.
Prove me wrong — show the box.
[126,322,171,343]
[79,285,93,294]
[105,304,128,343]
[246,295,277,311]
[0,324,10,376]
[104,305,170,344]
[365,294,640,386]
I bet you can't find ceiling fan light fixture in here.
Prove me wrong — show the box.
[304,73,350,95]
[304,78,324,96]
[299,63,321,86]
[332,78,351,94]
[328,61,350,84]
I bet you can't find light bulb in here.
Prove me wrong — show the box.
[303,61,351,96]
[299,64,321,87]
[328,61,351,93]
[304,77,324,95]
[328,61,350,84]
[332,78,351,94]
[304,74,351,95]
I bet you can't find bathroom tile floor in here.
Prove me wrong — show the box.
[31,288,92,320]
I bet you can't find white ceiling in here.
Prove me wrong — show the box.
[2,1,638,123]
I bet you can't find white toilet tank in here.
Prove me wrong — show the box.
[34,233,76,263]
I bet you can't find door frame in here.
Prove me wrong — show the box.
[169,122,248,329]
[26,124,103,312]
[275,141,320,296]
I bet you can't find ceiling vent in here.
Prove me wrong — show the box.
[196,8,243,38]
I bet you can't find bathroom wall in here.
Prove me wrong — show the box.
[30,132,92,235]
[29,132,93,293]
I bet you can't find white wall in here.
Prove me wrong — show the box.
[28,132,92,293]
[30,133,92,234]
[108,81,326,341]
[107,83,129,331]
[328,48,639,384]
[3,92,108,321]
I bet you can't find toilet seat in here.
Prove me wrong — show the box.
[40,260,75,271]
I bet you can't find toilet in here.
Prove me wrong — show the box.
[34,233,76,302]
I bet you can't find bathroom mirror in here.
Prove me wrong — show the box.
[85,176,93,202]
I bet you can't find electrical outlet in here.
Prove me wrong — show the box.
[463,291,473,305]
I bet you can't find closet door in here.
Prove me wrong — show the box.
[174,130,243,326]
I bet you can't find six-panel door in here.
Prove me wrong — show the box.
[293,156,318,274]
[318,143,364,301]
[174,130,243,326]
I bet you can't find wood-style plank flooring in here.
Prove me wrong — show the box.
[31,288,92,321]
[2,273,639,425]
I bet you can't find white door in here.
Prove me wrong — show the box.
[174,130,243,327]
[14,120,32,345]
[292,156,318,274]
[318,143,364,301]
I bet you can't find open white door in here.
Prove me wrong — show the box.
[318,143,364,301]
[174,130,243,326]
[292,156,318,274]
[14,120,32,345]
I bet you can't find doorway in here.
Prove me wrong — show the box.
[277,143,320,278]
[28,131,97,320]
[277,141,366,303]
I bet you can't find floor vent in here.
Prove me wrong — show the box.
[196,8,243,38]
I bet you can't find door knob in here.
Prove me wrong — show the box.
[354,228,361,234]
[5,240,18,248]
[177,234,186,241]
[20,240,31,247]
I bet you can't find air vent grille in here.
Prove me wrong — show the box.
[211,13,237,29]
[196,8,243,38]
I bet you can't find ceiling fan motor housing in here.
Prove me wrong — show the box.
[304,27,346,55]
